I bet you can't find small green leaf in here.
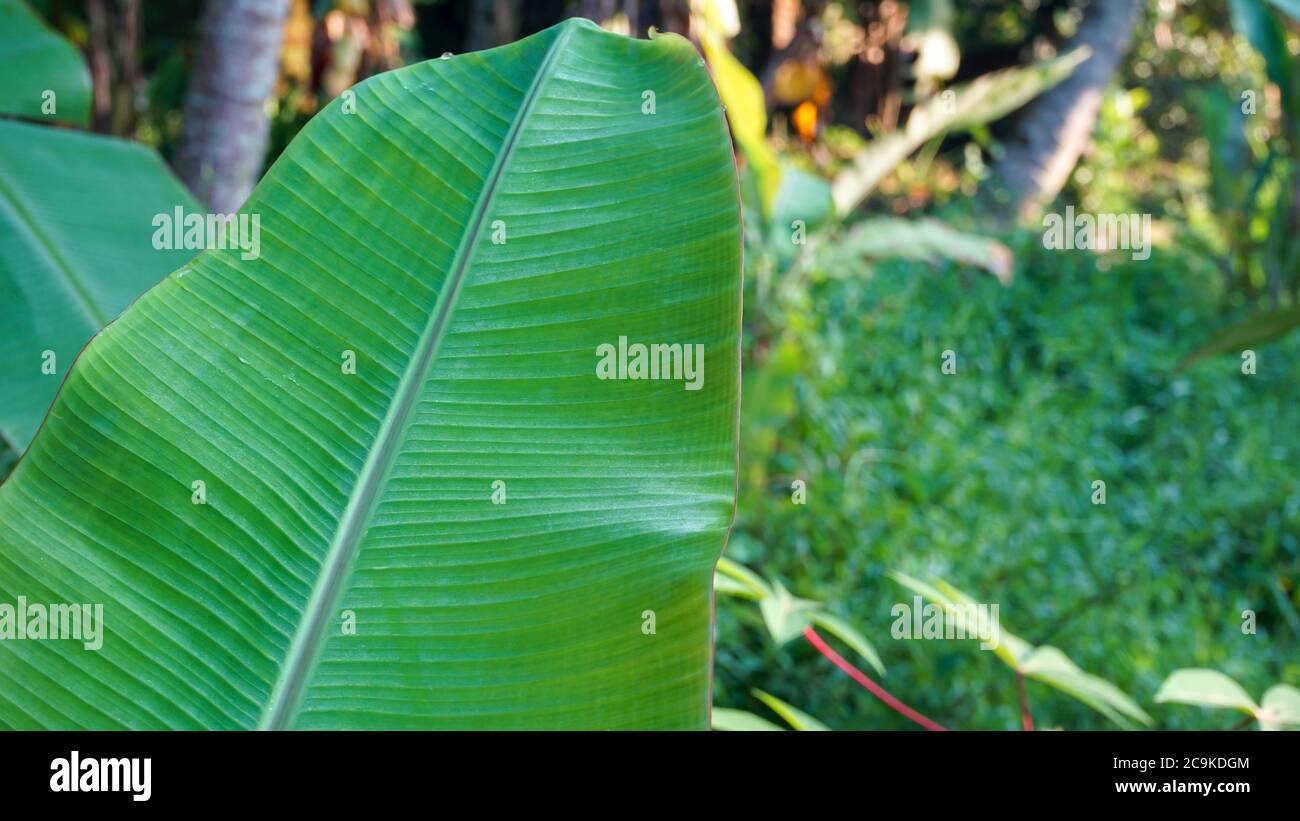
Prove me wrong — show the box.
[712,707,784,731]
[758,580,818,645]
[888,570,954,608]
[1177,304,1300,370]
[752,689,830,731]
[1155,669,1260,714]
[809,610,885,677]
[1021,646,1153,728]
[888,570,1029,668]
[715,556,772,598]
[891,572,1148,725]
[714,572,763,599]
[1258,684,1300,730]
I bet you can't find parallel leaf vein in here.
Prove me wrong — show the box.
[259,26,575,729]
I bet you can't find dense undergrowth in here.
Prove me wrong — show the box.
[718,234,1300,730]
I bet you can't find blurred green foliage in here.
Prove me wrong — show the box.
[718,230,1300,729]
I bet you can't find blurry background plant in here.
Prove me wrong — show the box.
[3,0,1297,729]
[1156,668,1300,728]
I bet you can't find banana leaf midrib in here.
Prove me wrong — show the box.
[258,25,577,729]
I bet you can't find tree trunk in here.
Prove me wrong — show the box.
[86,0,143,137]
[988,0,1142,223]
[174,0,292,214]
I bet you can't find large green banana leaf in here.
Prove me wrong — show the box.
[0,0,91,126]
[0,18,742,729]
[0,119,199,456]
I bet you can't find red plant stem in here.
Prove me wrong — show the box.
[1015,670,1034,731]
[802,626,949,732]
